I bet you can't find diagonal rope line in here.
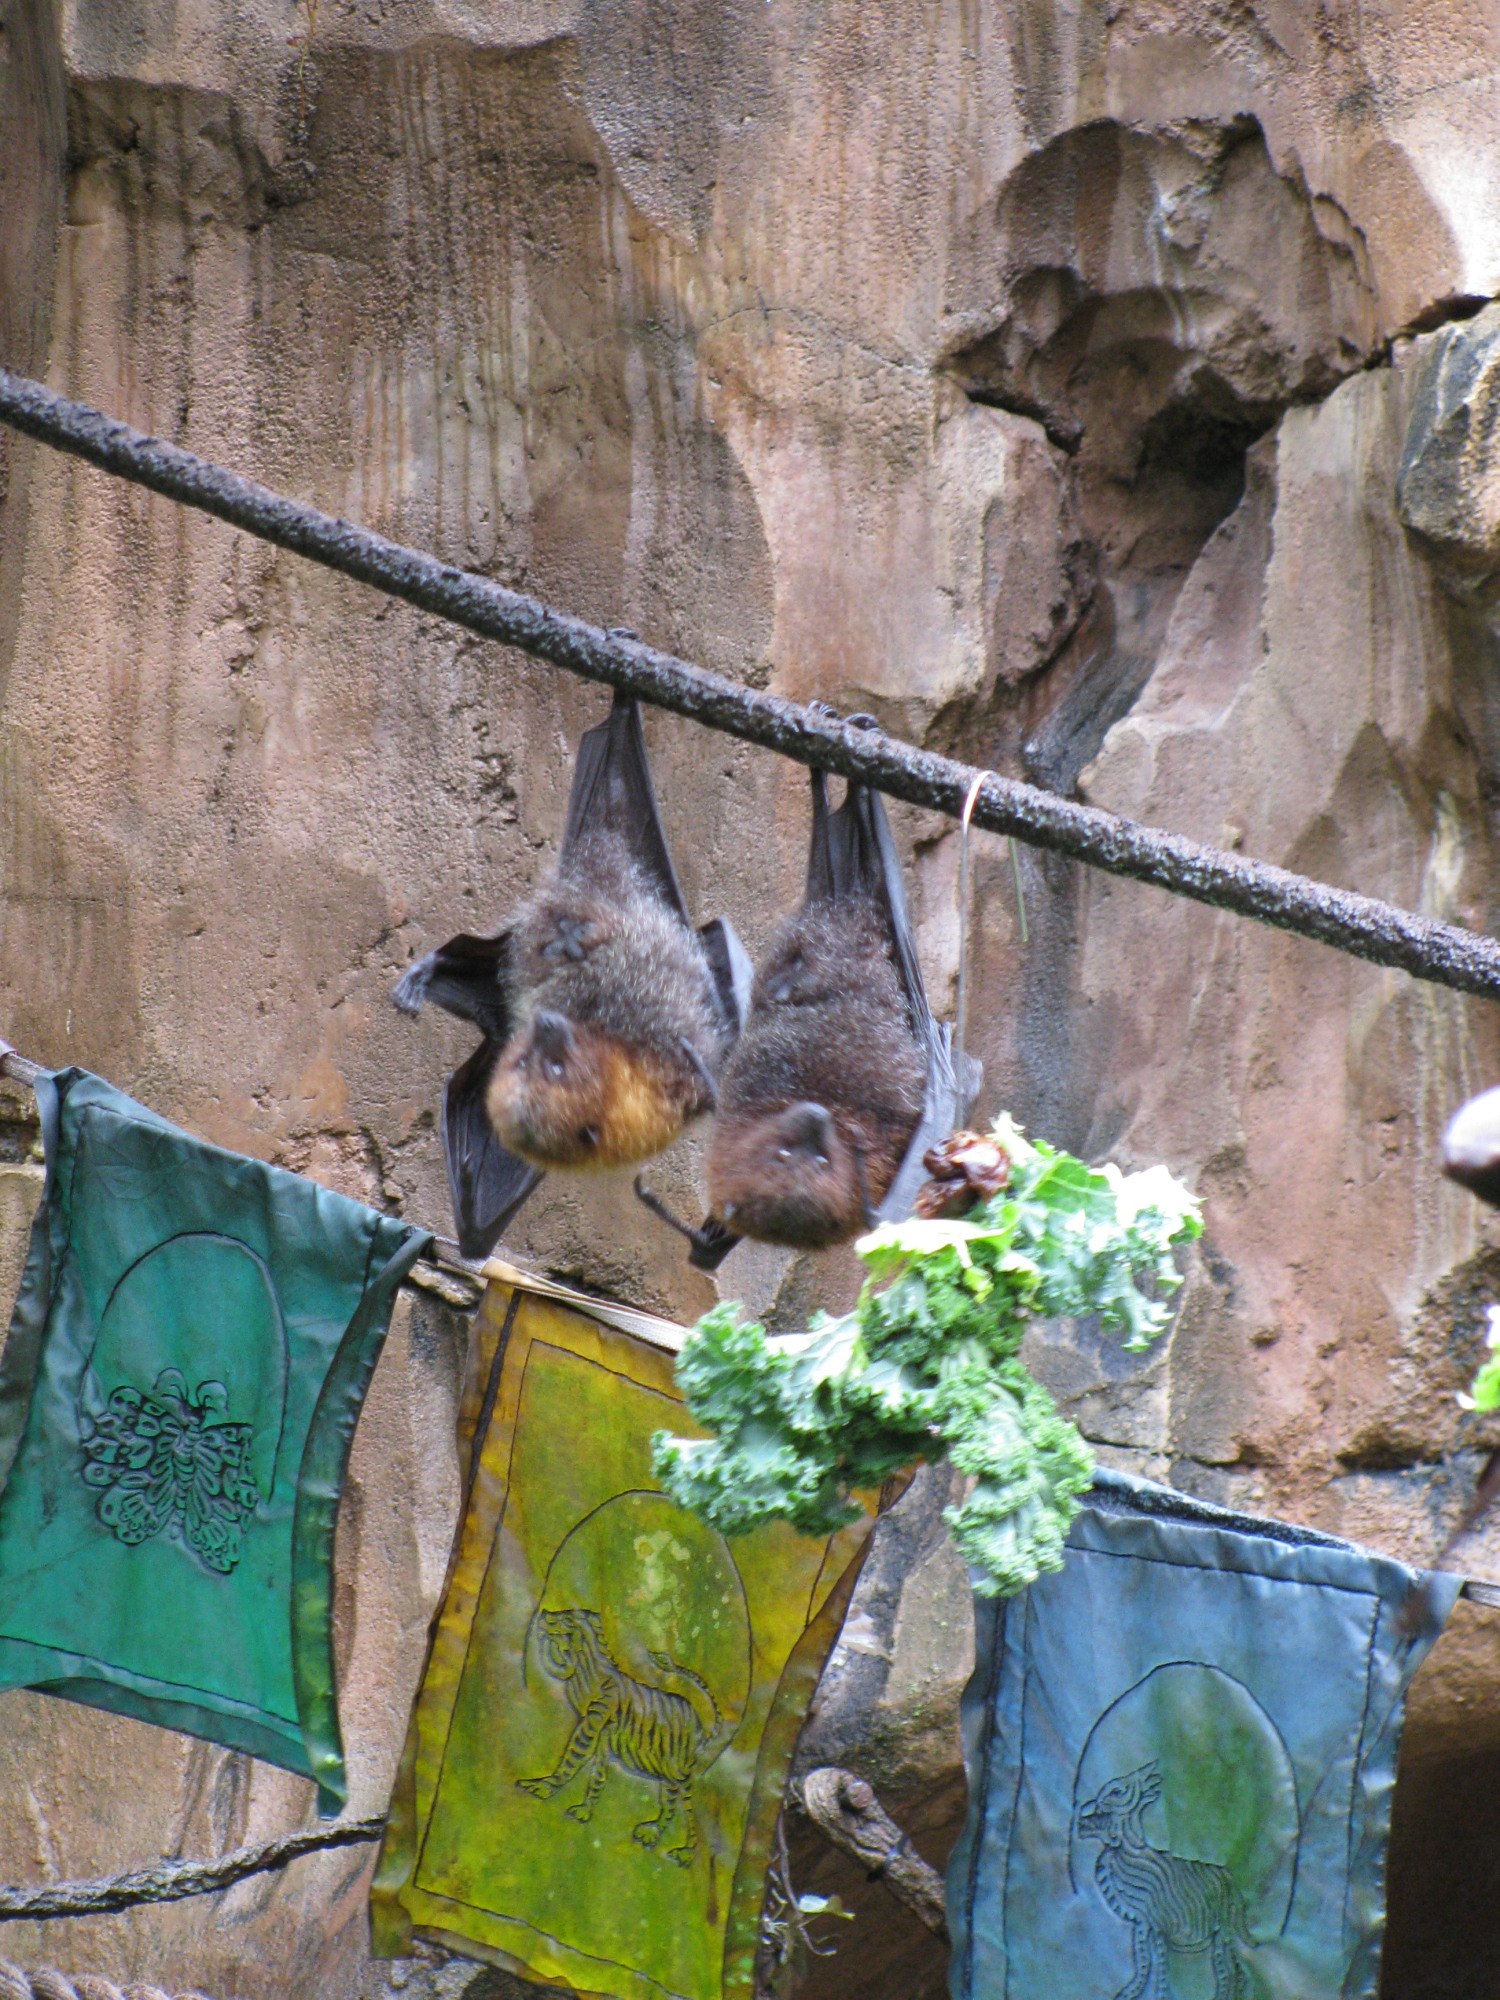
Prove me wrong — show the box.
[0,367,1498,1001]
[0,1818,385,1923]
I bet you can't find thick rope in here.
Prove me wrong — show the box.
[0,1819,384,1923]
[2,369,1500,1002]
[0,1965,214,2000]
[798,1768,948,1940]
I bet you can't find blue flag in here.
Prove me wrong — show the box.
[947,1470,1462,2000]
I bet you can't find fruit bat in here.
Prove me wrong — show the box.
[392,691,752,1260]
[1442,1086,1500,1206]
[1393,1083,1500,1633]
[638,732,977,1267]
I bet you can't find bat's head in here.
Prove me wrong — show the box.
[707,1099,868,1249]
[1443,1087,1500,1207]
[487,1008,695,1170]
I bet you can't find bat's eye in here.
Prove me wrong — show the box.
[577,1126,599,1149]
[775,1146,791,1163]
[814,1153,829,1168]
[546,1058,566,1080]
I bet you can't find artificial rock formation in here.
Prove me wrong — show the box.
[6,1,1500,1995]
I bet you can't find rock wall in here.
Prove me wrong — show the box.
[5,0,1500,1994]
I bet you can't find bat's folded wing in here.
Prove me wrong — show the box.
[698,916,755,1039]
[392,932,538,1255]
[563,691,692,925]
[823,771,984,1223]
[443,1042,545,1260]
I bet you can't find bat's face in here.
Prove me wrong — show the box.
[707,1100,868,1249]
[486,1008,692,1170]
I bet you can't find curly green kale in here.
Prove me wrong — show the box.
[653,1116,1202,1598]
[1461,1305,1500,1412]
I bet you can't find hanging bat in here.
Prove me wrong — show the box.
[638,722,976,1267]
[1442,1086,1500,1206]
[392,691,752,1260]
[1394,1084,1500,1634]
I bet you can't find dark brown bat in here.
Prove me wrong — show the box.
[393,692,750,1259]
[638,731,977,1267]
[705,796,927,1249]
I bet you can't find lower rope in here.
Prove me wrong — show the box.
[0,1967,213,2000]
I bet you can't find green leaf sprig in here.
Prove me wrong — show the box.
[653,1116,1202,1598]
[1460,1304,1500,1411]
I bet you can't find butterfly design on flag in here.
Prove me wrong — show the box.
[80,1368,262,1574]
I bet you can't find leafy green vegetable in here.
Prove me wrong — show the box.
[1460,1304,1500,1411]
[653,1116,1202,1597]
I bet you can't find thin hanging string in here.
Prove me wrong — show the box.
[1008,835,1029,946]
[953,772,986,1106]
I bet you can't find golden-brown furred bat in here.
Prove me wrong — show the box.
[1442,1087,1500,1207]
[393,692,751,1259]
[638,732,975,1267]
[1394,1084,1500,1633]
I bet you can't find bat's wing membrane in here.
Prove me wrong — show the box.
[391,930,513,1040]
[391,932,538,1254]
[442,1042,544,1260]
[563,691,692,925]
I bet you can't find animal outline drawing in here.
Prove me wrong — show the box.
[79,1368,261,1574]
[1075,1761,1251,2000]
[517,1607,730,1867]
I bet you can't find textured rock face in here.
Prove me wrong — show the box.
[5,0,1500,1994]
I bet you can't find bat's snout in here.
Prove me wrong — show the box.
[528,1009,576,1077]
[707,1102,867,1249]
[487,1018,692,1171]
[1443,1087,1500,1207]
[775,1101,836,1162]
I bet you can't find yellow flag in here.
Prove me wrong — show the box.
[372,1275,872,2000]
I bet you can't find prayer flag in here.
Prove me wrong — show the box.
[372,1272,873,2000]
[0,1068,428,1812]
[947,1469,1463,2000]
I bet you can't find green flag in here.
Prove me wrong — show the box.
[0,1068,428,1812]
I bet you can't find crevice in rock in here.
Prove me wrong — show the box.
[1373,290,1493,362]
[940,114,1378,795]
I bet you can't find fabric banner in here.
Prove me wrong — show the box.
[0,1068,427,1813]
[948,1469,1464,2000]
[372,1276,873,2000]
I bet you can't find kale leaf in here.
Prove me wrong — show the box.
[653,1116,1201,1598]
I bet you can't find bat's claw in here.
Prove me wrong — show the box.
[634,1175,741,1271]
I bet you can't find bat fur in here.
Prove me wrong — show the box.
[393,693,748,1258]
[487,832,728,1171]
[705,811,927,1250]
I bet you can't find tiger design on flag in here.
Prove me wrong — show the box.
[518,1607,730,1866]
